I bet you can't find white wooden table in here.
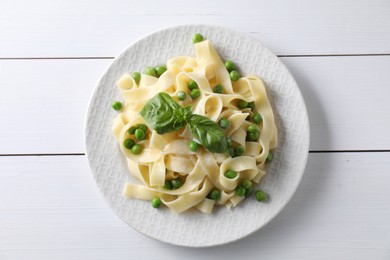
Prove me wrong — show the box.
[1,1,390,259]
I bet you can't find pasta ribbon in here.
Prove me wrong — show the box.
[114,38,277,213]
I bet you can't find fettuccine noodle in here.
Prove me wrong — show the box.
[112,38,277,213]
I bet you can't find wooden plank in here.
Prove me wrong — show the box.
[0,0,389,57]
[0,59,109,154]
[0,153,389,259]
[280,56,390,151]
[1,56,390,153]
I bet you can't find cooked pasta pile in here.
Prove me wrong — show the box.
[111,37,277,213]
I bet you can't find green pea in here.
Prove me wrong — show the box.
[123,138,135,149]
[266,152,273,162]
[132,72,141,83]
[256,190,267,202]
[188,80,198,90]
[224,170,237,179]
[230,70,240,81]
[152,197,162,208]
[247,124,259,134]
[228,147,235,157]
[208,188,221,201]
[134,129,146,141]
[235,145,245,156]
[171,179,183,189]
[235,186,246,197]
[163,180,172,190]
[131,144,143,155]
[127,126,137,135]
[248,131,260,141]
[226,137,233,147]
[188,140,199,152]
[237,99,248,109]
[241,179,252,189]
[190,89,201,99]
[193,33,204,44]
[155,66,167,77]
[245,186,254,197]
[248,101,255,111]
[218,118,230,129]
[138,124,148,133]
[112,101,122,111]
[145,66,157,77]
[225,60,235,71]
[253,113,263,124]
[213,84,224,94]
[177,91,187,101]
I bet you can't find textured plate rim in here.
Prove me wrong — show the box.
[84,24,310,247]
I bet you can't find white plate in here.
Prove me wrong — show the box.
[85,25,310,247]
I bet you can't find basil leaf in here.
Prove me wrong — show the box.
[187,114,228,153]
[140,92,188,134]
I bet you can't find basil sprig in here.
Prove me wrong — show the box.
[140,92,228,153]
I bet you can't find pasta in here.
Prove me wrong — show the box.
[112,36,277,213]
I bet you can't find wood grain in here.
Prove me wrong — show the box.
[0,0,389,57]
[0,153,389,259]
[1,56,389,154]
